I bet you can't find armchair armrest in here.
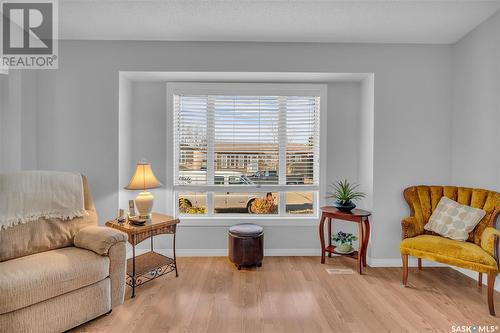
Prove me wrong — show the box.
[75,226,128,255]
[401,216,421,239]
[75,226,128,307]
[481,227,500,259]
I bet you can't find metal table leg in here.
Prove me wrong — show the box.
[132,244,136,298]
[174,231,178,277]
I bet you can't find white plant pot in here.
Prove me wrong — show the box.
[337,243,353,253]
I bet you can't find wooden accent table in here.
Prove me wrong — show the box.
[106,213,180,297]
[319,206,371,274]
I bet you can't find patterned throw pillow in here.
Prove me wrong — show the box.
[424,197,486,241]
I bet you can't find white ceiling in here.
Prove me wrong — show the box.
[60,0,500,44]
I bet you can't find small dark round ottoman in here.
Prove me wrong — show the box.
[228,223,264,270]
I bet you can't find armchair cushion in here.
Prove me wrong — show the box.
[400,235,498,273]
[0,175,96,263]
[0,247,109,314]
[74,226,127,256]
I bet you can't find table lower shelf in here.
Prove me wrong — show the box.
[126,251,176,287]
[325,245,359,260]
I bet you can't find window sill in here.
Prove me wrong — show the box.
[176,215,319,227]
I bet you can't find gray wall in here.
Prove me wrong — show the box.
[451,11,500,286]
[5,41,453,260]
[0,72,21,172]
[0,71,38,173]
[0,74,8,171]
[452,11,500,191]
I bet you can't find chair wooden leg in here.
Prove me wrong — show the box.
[402,254,408,286]
[488,274,496,316]
[418,258,422,271]
[479,272,483,287]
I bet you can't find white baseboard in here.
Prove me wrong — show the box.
[367,257,446,267]
[126,248,500,291]
[127,248,224,257]
[127,248,320,257]
[265,248,321,256]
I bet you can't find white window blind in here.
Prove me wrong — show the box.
[286,96,320,185]
[174,95,208,185]
[171,84,323,218]
[214,96,280,185]
[174,94,320,187]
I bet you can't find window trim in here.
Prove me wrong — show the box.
[167,82,328,222]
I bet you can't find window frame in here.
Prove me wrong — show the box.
[167,82,327,222]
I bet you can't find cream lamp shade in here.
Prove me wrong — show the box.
[125,162,162,190]
[125,162,161,219]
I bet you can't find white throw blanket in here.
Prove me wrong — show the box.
[0,171,87,230]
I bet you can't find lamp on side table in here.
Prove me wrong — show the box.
[125,161,162,220]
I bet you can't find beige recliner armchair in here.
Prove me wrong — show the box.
[0,176,128,332]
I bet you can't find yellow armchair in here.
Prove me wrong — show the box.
[400,186,500,315]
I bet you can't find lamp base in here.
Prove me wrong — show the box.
[135,191,154,220]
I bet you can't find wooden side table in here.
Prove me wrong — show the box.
[106,213,180,298]
[319,206,371,274]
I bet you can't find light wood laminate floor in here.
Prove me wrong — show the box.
[72,256,500,333]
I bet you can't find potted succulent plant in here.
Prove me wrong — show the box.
[326,179,366,212]
[332,231,358,253]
